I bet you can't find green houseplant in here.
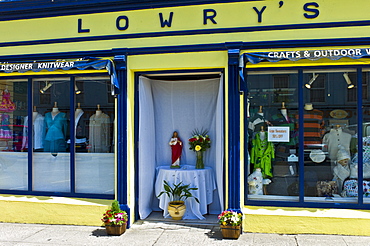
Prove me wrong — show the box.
[101,200,128,236]
[157,180,199,220]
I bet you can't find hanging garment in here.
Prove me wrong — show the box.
[270,111,298,146]
[322,128,351,161]
[0,113,12,139]
[0,90,16,112]
[250,133,274,178]
[43,112,67,153]
[89,113,111,153]
[22,113,45,150]
[248,113,268,133]
[298,109,325,145]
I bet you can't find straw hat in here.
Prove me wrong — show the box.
[310,150,326,163]
[304,103,313,111]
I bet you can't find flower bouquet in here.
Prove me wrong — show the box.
[188,128,211,169]
[102,200,128,236]
[218,210,243,239]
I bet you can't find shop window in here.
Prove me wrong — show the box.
[247,71,299,201]
[0,79,28,190]
[0,76,115,196]
[246,68,370,205]
[302,70,358,203]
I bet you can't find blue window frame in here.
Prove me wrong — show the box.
[0,73,115,200]
[245,65,370,209]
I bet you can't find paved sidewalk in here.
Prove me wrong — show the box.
[0,221,370,246]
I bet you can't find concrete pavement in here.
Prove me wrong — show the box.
[0,220,370,246]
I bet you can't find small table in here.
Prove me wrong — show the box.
[155,165,216,220]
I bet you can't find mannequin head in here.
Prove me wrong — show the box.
[337,146,350,166]
[304,103,314,111]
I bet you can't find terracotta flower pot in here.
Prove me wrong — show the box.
[105,224,127,236]
[220,224,242,239]
[167,201,186,220]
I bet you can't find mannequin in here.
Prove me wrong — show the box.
[95,104,102,116]
[248,105,269,133]
[259,126,266,141]
[250,125,274,178]
[304,103,313,111]
[44,102,67,154]
[248,168,263,195]
[22,106,44,150]
[32,106,38,122]
[280,102,289,122]
[258,105,263,116]
[75,103,84,131]
[89,104,111,152]
[247,168,271,195]
[333,145,350,193]
[51,102,60,118]
[270,101,297,147]
[323,126,351,161]
[301,103,324,145]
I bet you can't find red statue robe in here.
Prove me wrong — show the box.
[169,137,182,166]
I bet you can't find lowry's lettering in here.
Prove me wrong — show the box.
[116,16,129,31]
[253,6,266,23]
[77,3,322,33]
[303,2,319,19]
[159,12,174,27]
[78,18,90,33]
[203,9,217,25]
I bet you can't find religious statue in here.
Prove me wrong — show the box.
[169,131,182,168]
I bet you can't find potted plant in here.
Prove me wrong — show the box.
[157,180,199,220]
[101,200,128,236]
[218,210,243,239]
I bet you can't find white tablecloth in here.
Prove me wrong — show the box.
[155,165,216,220]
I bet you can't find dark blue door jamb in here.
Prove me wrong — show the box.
[226,44,242,212]
[114,55,131,225]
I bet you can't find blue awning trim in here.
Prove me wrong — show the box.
[243,48,370,65]
[0,58,120,94]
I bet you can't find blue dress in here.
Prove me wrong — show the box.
[43,112,67,153]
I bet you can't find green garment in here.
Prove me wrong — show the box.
[250,133,274,178]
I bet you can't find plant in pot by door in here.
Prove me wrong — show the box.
[157,180,199,220]
[101,200,128,236]
[218,210,243,239]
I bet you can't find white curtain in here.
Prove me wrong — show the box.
[138,76,224,219]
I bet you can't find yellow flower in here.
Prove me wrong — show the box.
[195,145,202,151]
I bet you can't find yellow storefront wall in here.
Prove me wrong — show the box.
[0,0,369,235]
[243,206,370,236]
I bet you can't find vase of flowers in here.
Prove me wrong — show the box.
[188,129,211,169]
[218,210,243,239]
[101,200,128,236]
